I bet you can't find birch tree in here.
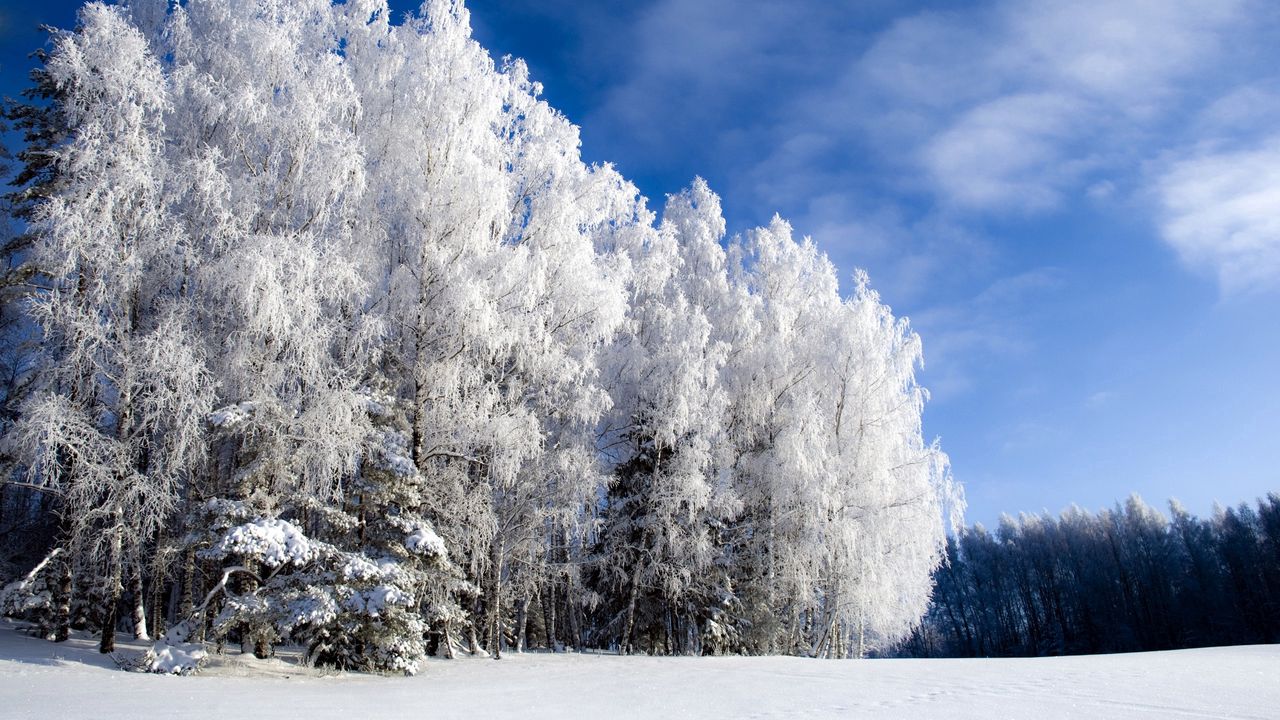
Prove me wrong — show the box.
[10,3,212,652]
[595,178,735,654]
[0,0,962,663]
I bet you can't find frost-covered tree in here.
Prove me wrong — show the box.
[162,0,376,505]
[812,278,956,656]
[715,218,957,656]
[715,218,841,654]
[594,179,736,654]
[1,0,960,666]
[336,0,631,656]
[7,4,212,652]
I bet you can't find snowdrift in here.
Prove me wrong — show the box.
[1,621,1275,719]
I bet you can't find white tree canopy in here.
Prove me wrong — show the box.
[1,0,960,665]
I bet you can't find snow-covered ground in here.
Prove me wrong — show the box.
[1,621,1276,719]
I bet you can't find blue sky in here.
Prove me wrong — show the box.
[3,0,1278,528]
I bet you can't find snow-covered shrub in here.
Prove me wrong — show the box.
[0,572,54,618]
[280,565,427,675]
[0,549,64,636]
[140,621,208,675]
[203,509,456,675]
[699,578,747,656]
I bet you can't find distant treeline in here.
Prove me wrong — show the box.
[897,494,1280,657]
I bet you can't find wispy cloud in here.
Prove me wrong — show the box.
[575,0,1271,300]
[855,0,1246,212]
[510,0,1278,299]
[921,92,1089,212]
[1156,137,1280,292]
[910,268,1065,402]
[1085,390,1115,408]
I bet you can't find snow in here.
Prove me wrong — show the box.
[207,401,258,428]
[136,622,208,675]
[1,621,1275,719]
[207,518,317,568]
[342,585,411,617]
[143,640,206,675]
[405,525,447,558]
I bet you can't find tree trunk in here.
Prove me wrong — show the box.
[543,582,557,651]
[515,595,529,653]
[621,563,643,655]
[99,528,125,654]
[664,608,674,655]
[131,567,149,641]
[148,563,167,640]
[567,578,583,652]
[99,577,121,653]
[236,557,270,659]
[441,618,455,659]
[856,613,866,659]
[166,579,179,637]
[53,558,72,643]
[179,547,196,619]
[467,618,480,656]
[487,538,505,659]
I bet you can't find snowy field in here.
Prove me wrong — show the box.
[0,622,1276,719]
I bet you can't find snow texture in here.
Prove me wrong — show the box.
[208,518,316,568]
[405,526,447,558]
[136,621,208,675]
[207,401,258,429]
[371,429,417,479]
[343,585,411,617]
[144,641,206,675]
[0,621,1276,719]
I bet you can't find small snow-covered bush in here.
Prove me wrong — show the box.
[141,621,208,675]
[0,549,64,636]
[203,512,455,675]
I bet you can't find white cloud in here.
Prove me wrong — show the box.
[858,0,1246,211]
[1086,180,1116,201]
[998,1,1241,104]
[1157,137,1280,291]
[921,93,1088,211]
[856,12,998,111]
[533,0,1276,293]
[1086,390,1115,408]
[1192,82,1280,139]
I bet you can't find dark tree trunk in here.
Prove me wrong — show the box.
[515,595,529,653]
[467,615,480,656]
[148,570,167,640]
[440,617,456,659]
[542,582,557,650]
[621,563,642,655]
[179,547,196,619]
[567,578,583,652]
[52,557,72,643]
[487,539,505,659]
[99,582,121,654]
